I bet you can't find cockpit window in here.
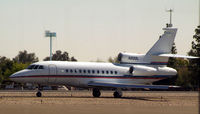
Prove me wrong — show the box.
[34,65,39,69]
[38,65,44,69]
[27,65,44,70]
[27,65,35,69]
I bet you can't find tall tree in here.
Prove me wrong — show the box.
[70,56,77,62]
[108,56,119,63]
[167,43,177,68]
[43,50,77,61]
[174,58,190,87]
[188,25,200,88]
[0,56,29,84]
[13,50,39,64]
[0,56,13,83]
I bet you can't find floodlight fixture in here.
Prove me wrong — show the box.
[45,30,56,61]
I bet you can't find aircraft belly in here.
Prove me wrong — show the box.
[55,78,160,87]
[12,76,162,87]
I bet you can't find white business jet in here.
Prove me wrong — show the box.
[10,25,198,98]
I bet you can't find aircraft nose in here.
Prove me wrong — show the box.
[10,73,18,77]
[9,70,27,82]
[9,72,20,81]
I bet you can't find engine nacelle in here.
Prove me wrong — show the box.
[128,66,177,76]
[118,53,145,64]
[129,65,157,75]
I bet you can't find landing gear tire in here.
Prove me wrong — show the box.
[92,88,101,97]
[113,91,122,98]
[36,91,42,97]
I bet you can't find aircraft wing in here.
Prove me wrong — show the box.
[88,81,179,90]
[156,54,199,59]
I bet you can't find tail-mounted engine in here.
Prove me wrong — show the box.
[128,65,177,76]
[128,65,157,75]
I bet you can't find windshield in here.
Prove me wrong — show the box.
[27,65,44,70]
[27,65,35,69]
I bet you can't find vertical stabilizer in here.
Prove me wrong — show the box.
[144,27,177,65]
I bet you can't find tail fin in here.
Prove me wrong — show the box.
[144,27,177,65]
[117,27,198,65]
[146,28,177,55]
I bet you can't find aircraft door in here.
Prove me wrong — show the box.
[48,64,57,84]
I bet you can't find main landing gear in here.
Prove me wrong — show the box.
[113,90,122,98]
[92,88,123,98]
[92,88,101,97]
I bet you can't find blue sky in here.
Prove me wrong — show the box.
[0,0,198,61]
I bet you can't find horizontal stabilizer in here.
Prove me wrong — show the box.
[88,81,179,90]
[156,54,199,59]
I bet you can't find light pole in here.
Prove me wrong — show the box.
[166,9,173,27]
[45,30,56,61]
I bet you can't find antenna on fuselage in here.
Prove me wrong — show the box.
[166,9,173,28]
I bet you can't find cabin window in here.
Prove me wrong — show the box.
[102,71,104,74]
[79,69,82,73]
[115,71,117,74]
[74,69,77,73]
[38,65,44,69]
[110,71,113,74]
[70,69,73,73]
[66,69,68,73]
[83,70,86,73]
[88,70,90,74]
[106,71,109,74]
[97,70,99,74]
[92,70,95,74]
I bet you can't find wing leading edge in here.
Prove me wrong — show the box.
[156,54,199,59]
[88,81,179,90]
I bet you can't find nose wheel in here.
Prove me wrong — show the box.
[36,85,42,97]
[36,91,42,97]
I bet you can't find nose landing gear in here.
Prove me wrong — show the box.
[36,85,43,97]
[36,91,42,97]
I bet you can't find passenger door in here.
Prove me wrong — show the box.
[48,64,57,84]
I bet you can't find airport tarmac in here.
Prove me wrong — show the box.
[0,90,198,114]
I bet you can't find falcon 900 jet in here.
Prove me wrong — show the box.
[10,25,198,98]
